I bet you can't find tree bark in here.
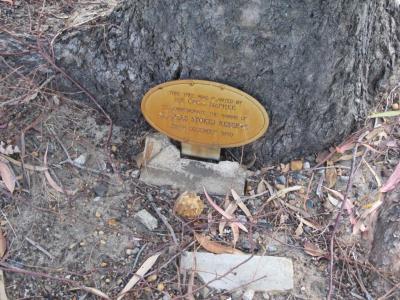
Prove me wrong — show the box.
[369,191,400,297]
[2,1,400,163]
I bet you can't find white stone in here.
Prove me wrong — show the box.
[134,209,158,231]
[73,153,88,165]
[180,252,293,292]
[242,289,255,300]
[139,134,247,195]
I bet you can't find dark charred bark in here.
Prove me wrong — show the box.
[1,1,400,164]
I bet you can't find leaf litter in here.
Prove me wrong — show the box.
[0,160,16,193]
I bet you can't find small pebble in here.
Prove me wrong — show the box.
[147,274,157,282]
[231,290,243,300]
[100,240,106,245]
[306,199,314,209]
[303,161,311,169]
[73,153,87,166]
[201,287,210,298]
[105,278,111,283]
[392,103,399,110]
[125,248,138,255]
[162,294,171,300]
[290,160,303,171]
[111,145,118,152]
[276,175,286,185]
[134,209,158,231]
[242,289,255,300]
[93,183,108,197]
[157,283,165,291]
[267,245,278,253]
[98,230,104,235]
[131,170,140,178]
[100,262,108,267]
[95,211,101,218]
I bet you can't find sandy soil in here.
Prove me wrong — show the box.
[1,1,399,299]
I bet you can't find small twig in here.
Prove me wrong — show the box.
[147,194,179,246]
[0,209,17,238]
[0,153,47,172]
[25,237,54,260]
[377,281,400,300]
[187,253,196,300]
[132,244,147,270]
[327,132,368,300]
[303,171,314,211]
[49,128,112,178]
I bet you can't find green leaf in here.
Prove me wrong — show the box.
[368,110,400,118]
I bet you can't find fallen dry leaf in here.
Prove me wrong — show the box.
[0,0,14,5]
[143,140,154,167]
[323,187,354,214]
[335,142,355,154]
[107,218,119,226]
[264,186,303,204]
[368,110,400,118]
[44,146,77,196]
[256,179,267,194]
[231,189,253,222]
[0,160,15,193]
[316,150,331,164]
[70,285,111,299]
[353,199,383,235]
[117,252,161,300]
[332,150,364,162]
[230,223,240,247]
[304,241,326,257]
[290,160,303,171]
[326,193,340,207]
[203,187,248,232]
[280,214,289,224]
[380,162,400,193]
[280,163,290,173]
[325,161,337,188]
[81,287,111,299]
[295,215,320,231]
[295,221,304,237]
[0,231,8,300]
[0,230,6,258]
[194,233,243,255]
[0,270,7,300]
[218,199,237,235]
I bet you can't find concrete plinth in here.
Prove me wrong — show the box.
[139,134,247,195]
[180,251,294,292]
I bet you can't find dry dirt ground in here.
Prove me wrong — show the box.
[1,1,400,299]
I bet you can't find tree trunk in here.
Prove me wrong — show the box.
[369,191,400,297]
[2,1,400,163]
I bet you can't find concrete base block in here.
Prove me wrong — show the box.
[139,134,247,195]
[180,251,294,292]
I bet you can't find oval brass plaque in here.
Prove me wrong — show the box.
[141,80,269,148]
